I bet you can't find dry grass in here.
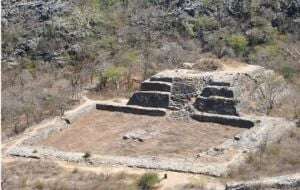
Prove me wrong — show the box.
[2,160,139,190]
[39,110,244,159]
[192,58,223,71]
[228,127,300,180]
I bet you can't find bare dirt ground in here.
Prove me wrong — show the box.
[39,110,244,158]
[2,159,139,190]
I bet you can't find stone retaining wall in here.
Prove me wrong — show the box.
[96,103,167,116]
[226,173,300,190]
[191,112,254,128]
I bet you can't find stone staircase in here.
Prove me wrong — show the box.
[194,80,238,116]
[127,76,196,111]
[191,80,255,128]
[97,71,255,127]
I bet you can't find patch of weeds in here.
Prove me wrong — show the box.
[282,66,297,80]
[266,145,280,156]
[184,176,209,189]
[226,34,248,54]
[138,173,160,190]
[287,157,300,166]
[34,180,44,190]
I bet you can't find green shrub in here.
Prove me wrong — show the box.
[99,36,118,50]
[119,50,140,66]
[193,16,219,31]
[247,25,277,45]
[184,22,196,37]
[138,173,160,190]
[104,66,125,83]
[98,0,119,8]
[226,34,248,54]
[281,66,296,80]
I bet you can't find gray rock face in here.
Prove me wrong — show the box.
[194,96,238,116]
[2,0,71,24]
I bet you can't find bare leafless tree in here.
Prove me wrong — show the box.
[253,73,285,115]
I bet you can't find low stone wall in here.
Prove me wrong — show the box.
[191,112,254,128]
[9,145,227,177]
[226,173,300,190]
[96,103,167,116]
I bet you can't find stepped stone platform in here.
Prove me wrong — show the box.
[194,96,238,116]
[140,80,172,92]
[127,91,171,108]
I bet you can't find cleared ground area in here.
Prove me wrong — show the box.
[39,110,245,158]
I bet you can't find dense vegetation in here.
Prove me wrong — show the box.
[2,0,300,139]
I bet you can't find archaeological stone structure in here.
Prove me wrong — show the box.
[6,62,297,179]
[97,64,280,127]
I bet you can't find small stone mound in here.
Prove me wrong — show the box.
[122,129,160,142]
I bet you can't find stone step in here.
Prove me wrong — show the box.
[191,112,254,128]
[127,91,171,108]
[96,103,167,116]
[200,85,234,98]
[140,80,172,92]
[194,96,238,116]
[209,81,231,87]
[150,76,173,83]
